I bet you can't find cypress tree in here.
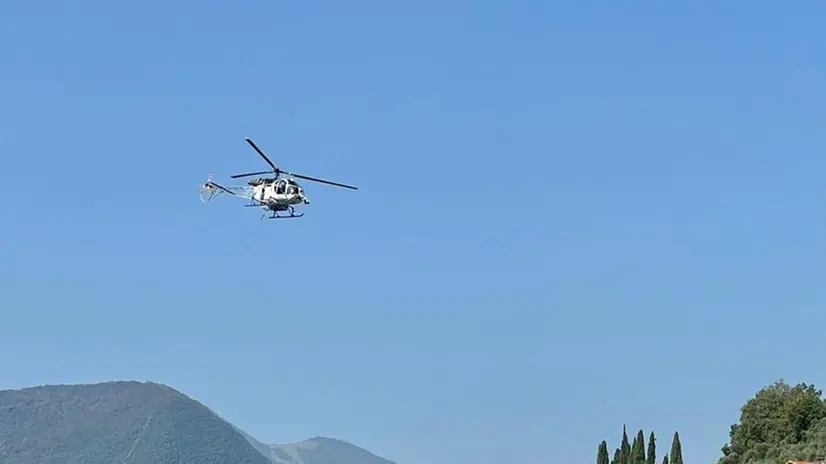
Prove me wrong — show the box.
[669,432,683,464]
[632,430,646,464]
[662,455,669,464]
[631,433,640,464]
[621,426,631,464]
[646,431,656,464]
[611,448,621,464]
[598,441,610,464]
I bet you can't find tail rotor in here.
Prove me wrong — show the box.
[199,174,219,203]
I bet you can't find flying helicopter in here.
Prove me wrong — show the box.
[199,137,357,219]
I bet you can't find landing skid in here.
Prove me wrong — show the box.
[243,201,304,220]
[265,209,304,220]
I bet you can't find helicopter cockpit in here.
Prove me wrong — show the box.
[287,179,298,193]
[273,178,303,197]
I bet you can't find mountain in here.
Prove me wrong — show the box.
[0,381,395,464]
[268,437,397,464]
[0,381,271,464]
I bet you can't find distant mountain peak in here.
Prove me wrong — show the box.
[267,436,397,464]
[275,436,351,448]
[0,380,398,464]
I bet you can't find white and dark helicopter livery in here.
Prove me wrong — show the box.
[199,137,357,219]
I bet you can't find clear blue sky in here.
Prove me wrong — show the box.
[1,1,823,463]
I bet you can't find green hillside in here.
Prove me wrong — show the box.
[0,381,272,464]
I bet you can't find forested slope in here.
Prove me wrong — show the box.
[0,381,272,464]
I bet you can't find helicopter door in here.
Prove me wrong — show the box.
[275,179,287,195]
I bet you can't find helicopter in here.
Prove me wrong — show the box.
[199,137,358,219]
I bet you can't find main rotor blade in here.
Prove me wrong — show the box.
[290,172,358,190]
[231,170,272,179]
[244,137,277,171]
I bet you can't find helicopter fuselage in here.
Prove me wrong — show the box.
[252,178,310,206]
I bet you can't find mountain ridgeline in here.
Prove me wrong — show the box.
[0,381,397,464]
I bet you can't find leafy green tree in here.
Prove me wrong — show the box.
[772,417,826,462]
[670,431,683,464]
[720,380,826,464]
[646,431,656,464]
[662,455,668,464]
[598,441,610,464]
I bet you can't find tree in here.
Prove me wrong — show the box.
[646,431,656,464]
[632,430,646,464]
[598,441,610,464]
[662,455,668,464]
[598,427,666,464]
[611,448,621,464]
[720,380,826,464]
[621,426,631,464]
[670,431,683,464]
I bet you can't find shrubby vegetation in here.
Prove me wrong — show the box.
[0,381,271,464]
[596,380,826,464]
